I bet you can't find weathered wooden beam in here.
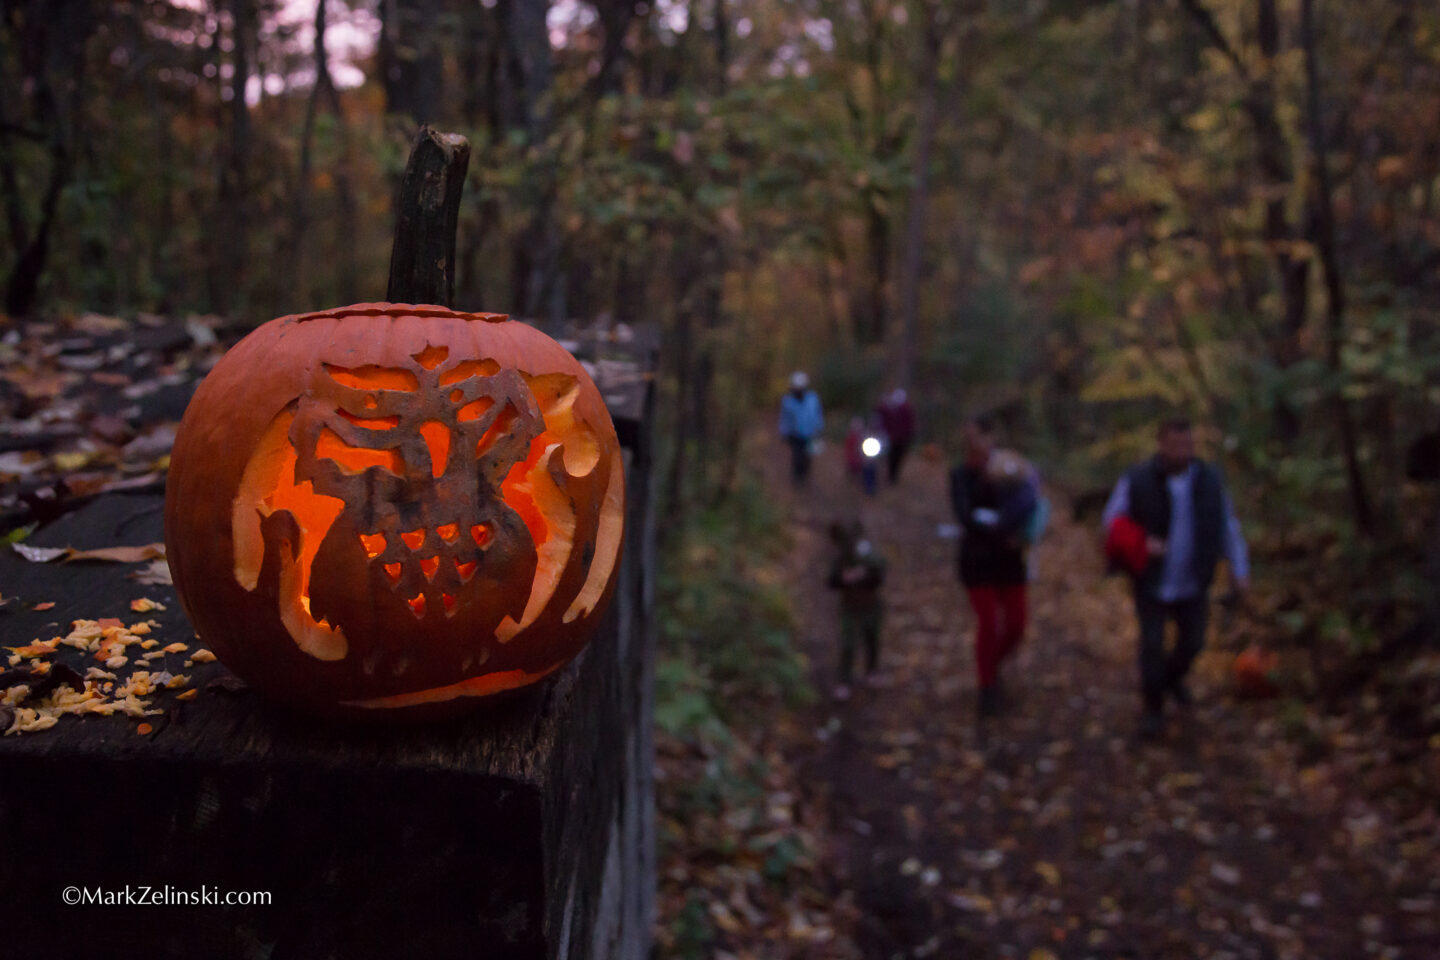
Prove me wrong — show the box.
[386,125,471,307]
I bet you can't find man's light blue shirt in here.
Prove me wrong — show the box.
[1101,462,1250,601]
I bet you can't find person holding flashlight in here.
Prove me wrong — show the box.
[859,414,888,497]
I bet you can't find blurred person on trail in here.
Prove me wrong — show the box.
[1102,417,1250,739]
[949,414,1039,719]
[859,414,887,497]
[876,387,917,484]
[778,371,824,488]
[826,520,887,701]
[844,416,866,485]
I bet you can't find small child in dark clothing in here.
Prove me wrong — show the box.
[826,520,887,700]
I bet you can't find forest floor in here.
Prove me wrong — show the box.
[762,441,1440,960]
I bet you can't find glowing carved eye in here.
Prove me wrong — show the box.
[457,397,494,423]
[437,523,459,542]
[420,557,440,580]
[419,421,450,478]
[360,533,387,558]
[316,428,404,476]
[413,344,449,370]
[337,410,400,430]
[384,563,402,585]
[325,364,419,392]
[438,359,500,385]
[407,595,426,618]
[476,409,517,456]
[455,560,477,582]
[401,530,425,550]
[442,593,457,615]
[470,525,491,548]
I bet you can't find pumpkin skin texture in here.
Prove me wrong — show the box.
[164,303,624,717]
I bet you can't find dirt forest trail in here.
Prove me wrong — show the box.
[761,440,1440,960]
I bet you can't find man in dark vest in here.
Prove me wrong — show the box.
[1102,417,1250,738]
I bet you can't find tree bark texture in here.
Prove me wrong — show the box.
[379,0,444,123]
[1300,0,1374,532]
[1179,0,1309,443]
[894,3,946,390]
[0,0,94,317]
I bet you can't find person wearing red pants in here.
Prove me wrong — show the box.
[949,414,1039,718]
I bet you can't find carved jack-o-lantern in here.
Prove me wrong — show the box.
[164,304,624,715]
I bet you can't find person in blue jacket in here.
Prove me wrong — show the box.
[778,371,824,487]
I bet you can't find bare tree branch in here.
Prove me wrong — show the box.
[1176,0,1248,77]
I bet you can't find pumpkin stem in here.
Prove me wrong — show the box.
[386,125,471,308]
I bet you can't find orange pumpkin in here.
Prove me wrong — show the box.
[164,303,624,716]
[1232,646,1279,698]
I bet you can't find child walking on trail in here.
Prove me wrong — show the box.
[826,520,887,701]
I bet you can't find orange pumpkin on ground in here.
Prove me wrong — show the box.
[164,303,624,716]
[1232,646,1280,698]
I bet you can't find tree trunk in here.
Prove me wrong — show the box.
[0,0,94,318]
[315,1,359,304]
[894,5,944,389]
[864,197,890,345]
[506,0,557,317]
[712,0,730,93]
[590,0,638,98]
[281,0,327,314]
[210,0,254,315]
[379,0,444,123]
[1251,0,1309,443]
[1179,0,1309,443]
[1300,0,1374,532]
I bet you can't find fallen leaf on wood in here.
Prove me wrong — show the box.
[130,559,173,585]
[88,414,134,445]
[70,544,166,562]
[0,451,46,476]
[206,674,247,693]
[71,312,128,334]
[11,543,68,562]
[52,450,98,471]
[12,542,165,564]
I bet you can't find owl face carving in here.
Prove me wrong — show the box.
[166,305,624,716]
[292,346,550,625]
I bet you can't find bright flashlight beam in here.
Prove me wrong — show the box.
[861,437,882,458]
